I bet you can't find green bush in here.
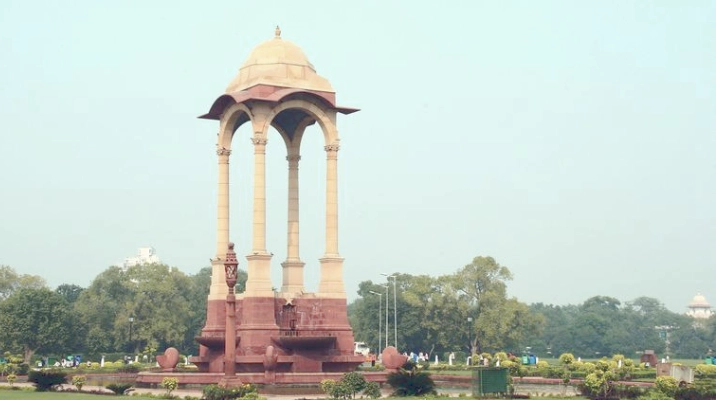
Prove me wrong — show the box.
[559,353,576,366]
[655,376,678,397]
[363,381,381,399]
[386,361,436,397]
[202,383,257,400]
[321,373,373,399]
[28,369,68,391]
[636,390,674,400]
[117,363,141,373]
[613,384,646,399]
[321,379,338,396]
[72,374,87,391]
[161,377,178,397]
[674,382,716,400]
[695,364,716,377]
[106,383,134,395]
[7,373,17,386]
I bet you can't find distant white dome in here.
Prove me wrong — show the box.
[687,293,713,319]
[689,293,710,308]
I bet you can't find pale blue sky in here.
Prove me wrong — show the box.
[1,1,714,313]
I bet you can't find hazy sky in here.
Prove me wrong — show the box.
[1,1,714,313]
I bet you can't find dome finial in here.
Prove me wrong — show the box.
[275,25,281,39]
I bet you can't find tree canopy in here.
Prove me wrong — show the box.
[350,256,543,356]
[0,287,77,363]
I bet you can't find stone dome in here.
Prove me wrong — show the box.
[689,293,710,308]
[225,27,334,94]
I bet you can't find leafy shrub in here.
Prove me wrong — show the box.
[559,353,576,366]
[341,372,367,397]
[674,383,716,400]
[655,376,678,397]
[636,390,673,400]
[386,361,436,396]
[321,379,338,396]
[202,383,257,400]
[72,374,87,391]
[28,369,68,391]
[580,370,617,399]
[321,373,373,399]
[363,381,381,399]
[117,363,141,373]
[7,373,17,386]
[695,364,716,377]
[612,384,646,399]
[161,377,179,397]
[106,383,134,395]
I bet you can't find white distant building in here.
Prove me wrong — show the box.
[121,247,161,269]
[686,293,713,319]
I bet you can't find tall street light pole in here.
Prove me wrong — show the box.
[467,317,473,355]
[381,273,397,349]
[369,291,382,352]
[384,284,389,349]
[128,317,134,354]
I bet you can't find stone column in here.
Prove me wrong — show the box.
[281,153,305,293]
[319,143,345,296]
[210,148,231,300]
[245,136,273,296]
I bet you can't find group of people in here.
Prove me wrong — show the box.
[406,351,430,362]
[39,355,83,368]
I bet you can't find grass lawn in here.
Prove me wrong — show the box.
[0,390,108,400]
[0,392,588,400]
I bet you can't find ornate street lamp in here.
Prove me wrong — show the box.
[220,242,241,387]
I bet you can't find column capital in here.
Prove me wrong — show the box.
[251,137,268,146]
[251,137,268,155]
[324,144,340,152]
[286,154,302,163]
[216,147,232,156]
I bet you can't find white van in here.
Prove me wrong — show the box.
[353,342,370,356]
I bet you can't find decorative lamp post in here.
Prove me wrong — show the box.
[220,242,241,387]
[369,291,382,352]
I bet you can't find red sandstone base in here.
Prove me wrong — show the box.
[190,295,364,377]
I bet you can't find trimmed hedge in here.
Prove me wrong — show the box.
[27,370,67,391]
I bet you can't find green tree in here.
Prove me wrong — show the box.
[350,256,541,356]
[0,265,46,300]
[525,303,578,356]
[55,284,84,304]
[451,256,516,353]
[0,288,77,363]
[475,297,544,353]
[75,263,196,354]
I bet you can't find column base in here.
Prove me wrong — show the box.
[281,259,305,294]
[318,256,345,297]
[208,258,229,300]
[245,253,274,296]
